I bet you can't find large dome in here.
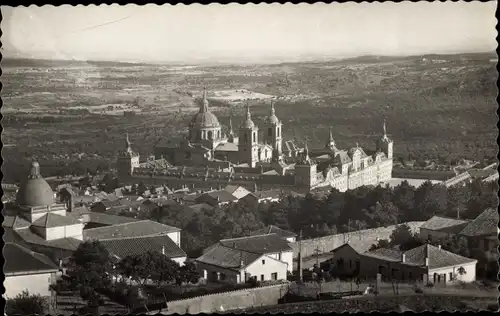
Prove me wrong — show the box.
[190,111,221,128]
[16,162,55,207]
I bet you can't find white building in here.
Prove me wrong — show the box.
[4,242,60,298]
[196,234,294,284]
[330,243,477,285]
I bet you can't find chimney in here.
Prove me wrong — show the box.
[401,253,406,263]
[162,246,165,255]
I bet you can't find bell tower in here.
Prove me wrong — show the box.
[238,104,260,167]
[117,133,140,181]
[376,119,393,159]
[264,102,283,158]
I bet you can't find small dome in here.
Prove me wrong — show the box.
[190,111,221,128]
[241,118,255,129]
[265,114,280,125]
[16,162,55,207]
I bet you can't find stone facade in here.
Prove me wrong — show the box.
[118,89,394,193]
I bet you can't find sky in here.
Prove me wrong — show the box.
[1,2,497,63]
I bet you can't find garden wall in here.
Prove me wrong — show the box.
[148,282,290,314]
[290,221,425,259]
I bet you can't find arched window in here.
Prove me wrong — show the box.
[208,131,213,140]
[268,128,272,137]
[253,132,256,143]
[244,133,248,143]
[277,128,280,137]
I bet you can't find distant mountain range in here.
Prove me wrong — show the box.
[1,51,496,68]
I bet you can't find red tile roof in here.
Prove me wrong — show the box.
[31,213,82,228]
[459,208,498,237]
[99,235,186,261]
[4,242,59,274]
[196,244,262,270]
[219,234,292,254]
[83,220,180,240]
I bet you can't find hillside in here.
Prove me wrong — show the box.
[1,52,497,181]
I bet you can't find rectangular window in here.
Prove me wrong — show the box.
[271,272,278,281]
[262,259,265,265]
[278,253,282,261]
[261,274,265,281]
[220,273,226,281]
[449,272,453,281]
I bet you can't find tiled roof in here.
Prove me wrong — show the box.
[403,244,477,269]
[31,213,82,228]
[85,212,140,226]
[196,243,262,270]
[253,190,282,200]
[4,242,59,274]
[248,225,296,238]
[200,190,238,203]
[364,247,402,262]
[2,215,31,230]
[223,185,240,194]
[334,151,351,165]
[459,208,498,237]
[219,234,292,254]
[99,235,186,261]
[215,142,239,152]
[420,216,470,233]
[15,228,82,251]
[83,220,181,240]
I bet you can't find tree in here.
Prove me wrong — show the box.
[117,251,180,287]
[389,224,424,251]
[369,239,390,251]
[64,240,113,315]
[6,290,47,315]
[137,181,147,196]
[177,261,200,286]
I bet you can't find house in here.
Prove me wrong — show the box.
[222,185,252,199]
[419,216,470,242]
[459,208,499,262]
[196,233,294,282]
[4,242,60,298]
[195,190,239,207]
[195,243,288,284]
[330,243,477,285]
[247,225,297,243]
[247,189,282,203]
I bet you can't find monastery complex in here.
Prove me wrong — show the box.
[117,89,394,193]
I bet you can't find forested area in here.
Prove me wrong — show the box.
[141,179,498,257]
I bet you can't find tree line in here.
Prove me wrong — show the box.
[140,179,497,257]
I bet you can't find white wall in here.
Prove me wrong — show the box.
[4,273,55,298]
[64,224,84,240]
[172,256,186,267]
[281,251,293,273]
[167,231,181,247]
[428,262,477,284]
[245,255,288,282]
[45,226,66,240]
[419,228,450,242]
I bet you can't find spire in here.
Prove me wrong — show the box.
[200,86,209,113]
[270,101,275,116]
[28,161,42,180]
[126,132,131,149]
[246,103,252,120]
[326,126,335,149]
[383,119,387,136]
[229,113,234,135]
[328,127,334,143]
[304,139,310,162]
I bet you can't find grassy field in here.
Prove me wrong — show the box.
[1,53,497,182]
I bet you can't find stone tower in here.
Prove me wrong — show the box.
[325,127,336,151]
[376,119,393,159]
[238,104,260,168]
[117,133,140,181]
[294,141,317,189]
[264,101,283,159]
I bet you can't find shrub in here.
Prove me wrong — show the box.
[6,290,47,315]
